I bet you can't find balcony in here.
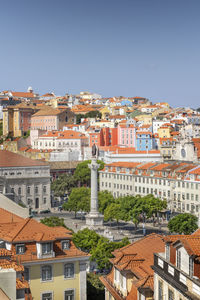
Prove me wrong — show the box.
[100,276,127,300]
[153,253,200,299]
[37,250,55,259]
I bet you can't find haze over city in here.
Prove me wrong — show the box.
[1,0,200,107]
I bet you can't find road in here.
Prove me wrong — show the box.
[35,211,169,242]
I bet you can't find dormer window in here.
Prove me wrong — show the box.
[16,244,25,254]
[42,243,52,255]
[62,240,70,250]
[189,257,193,277]
[166,244,170,261]
[177,249,181,269]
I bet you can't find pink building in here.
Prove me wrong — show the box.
[118,122,136,148]
[31,107,74,131]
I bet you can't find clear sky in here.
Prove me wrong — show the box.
[1,0,200,107]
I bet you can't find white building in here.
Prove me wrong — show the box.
[0,150,51,212]
[99,161,200,216]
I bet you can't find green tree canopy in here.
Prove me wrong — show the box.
[98,191,115,214]
[40,216,67,228]
[63,187,90,217]
[72,228,130,270]
[74,160,104,186]
[104,203,121,225]
[116,194,167,229]
[168,213,198,234]
[73,228,100,252]
[51,173,77,197]
[90,237,130,270]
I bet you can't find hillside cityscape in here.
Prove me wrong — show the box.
[0,88,200,299]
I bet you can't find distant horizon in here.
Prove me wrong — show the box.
[1,0,200,108]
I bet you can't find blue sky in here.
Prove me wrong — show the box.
[0,0,200,107]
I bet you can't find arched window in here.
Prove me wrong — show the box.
[64,263,74,278]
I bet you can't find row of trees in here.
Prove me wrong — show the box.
[51,160,104,197]
[63,187,167,229]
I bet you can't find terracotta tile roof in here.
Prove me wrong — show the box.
[16,278,29,289]
[137,163,156,170]
[0,259,24,272]
[41,130,87,139]
[0,249,12,256]
[0,208,24,223]
[0,218,72,243]
[11,92,36,98]
[0,150,48,167]
[101,234,165,299]
[150,163,171,171]
[32,107,65,116]
[105,162,141,169]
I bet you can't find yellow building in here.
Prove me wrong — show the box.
[99,106,111,119]
[0,215,89,300]
[135,114,152,125]
[3,104,38,137]
[157,125,172,138]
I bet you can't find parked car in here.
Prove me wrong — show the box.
[40,208,51,214]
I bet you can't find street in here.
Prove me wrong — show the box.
[36,211,169,242]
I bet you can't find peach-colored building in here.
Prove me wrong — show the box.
[31,107,75,131]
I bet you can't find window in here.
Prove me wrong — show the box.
[166,244,170,261]
[64,263,74,278]
[42,292,52,300]
[18,187,21,195]
[177,250,181,269]
[65,290,74,300]
[35,186,38,194]
[16,244,25,254]
[158,280,163,300]
[62,240,70,250]
[41,265,52,281]
[24,267,29,281]
[43,186,47,193]
[42,243,52,255]
[189,257,193,277]
[168,289,174,300]
[27,186,31,194]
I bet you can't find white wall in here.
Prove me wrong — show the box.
[0,194,28,218]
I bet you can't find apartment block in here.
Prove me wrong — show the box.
[99,161,200,215]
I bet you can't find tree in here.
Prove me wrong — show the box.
[85,110,102,119]
[168,213,198,234]
[117,194,167,230]
[76,114,84,124]
[63,187,90,217]
[98,191,114,214]
[51,174,76,197]
[90,237,130,270]
[104,203,121,226]
[72,228,100,252]
[74,160,104,187]
[40,216,67,228]
[87,273,105,300]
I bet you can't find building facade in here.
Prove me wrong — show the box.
[0,213,89,300]
[153,234,200,300]
[99,161,200,215]
[0,150,51,211]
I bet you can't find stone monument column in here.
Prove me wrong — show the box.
[85,145,104,228]
[89,158,99,214]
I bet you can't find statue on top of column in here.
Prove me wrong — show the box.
[92,143,99,159]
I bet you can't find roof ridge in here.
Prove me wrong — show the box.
[11,218,31,242]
